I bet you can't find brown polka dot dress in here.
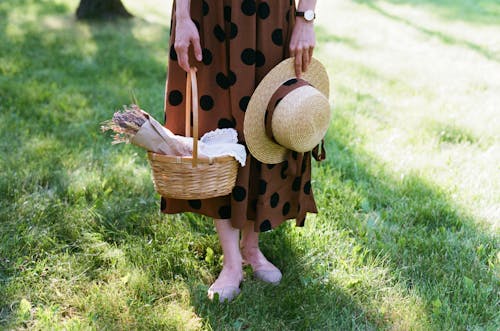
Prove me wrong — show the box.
[161,0,318,232]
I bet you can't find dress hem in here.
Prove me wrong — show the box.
[160,207,316,232]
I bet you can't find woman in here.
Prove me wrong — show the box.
[162,0,318,302]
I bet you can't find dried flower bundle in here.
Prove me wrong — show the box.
[101,104,147,144]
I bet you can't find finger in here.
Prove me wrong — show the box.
[192,37,202,62]
[294,51,302,78]
[177,46,190,72]
[302,47,310,73]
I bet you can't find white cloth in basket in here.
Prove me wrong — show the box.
[199,128,246,166]
[130,114,246,166]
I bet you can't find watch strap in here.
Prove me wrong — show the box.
[295,10,316,20]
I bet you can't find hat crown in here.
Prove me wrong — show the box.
[272,85,331,152]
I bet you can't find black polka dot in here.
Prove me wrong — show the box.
[241,0,256,16]
[239,96,250,112]
[224,6,231,21]
[168,90,183,106]
[256,162,262,172]
[259,179,267,195]
[270,192,279,208]
[304,181,311,195]
[291,151,299,160]
[255,50,265,67]
[257,2,270,19]
[227,70,236,85]
[241,48,255,65]
[216,73,228,89]
[302,158,307,173]
[272,29,283,46]
[282,202,290,216]
[280,161,288,179]
[260,220,272,232]
[284,78,298,86]
[216,71,236,89]
[202,48,213,65]
[218,205,231,219]
[229,23,238,39]
[188,199,201,209]
[213,24,225,42]
[267,163,276,170]
[169,44,177,61]
[232,186,247,202]
[292,177,301,191]
[218,118,235,129]
[161,197,167,210]
[200,95,214,111]
[202,0,209,16]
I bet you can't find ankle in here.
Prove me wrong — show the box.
[222,261,243,272]
[223,252,242,265]
[222,254,243,271]
[217,264,243,283]
[240,245,261,258]
[240,241,259,251]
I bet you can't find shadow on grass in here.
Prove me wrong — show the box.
[353,0,500,26]
[354,0,500,63]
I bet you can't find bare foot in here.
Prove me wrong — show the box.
[208,265,243,302]
[240,246,282,284]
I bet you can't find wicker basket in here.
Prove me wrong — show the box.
[147,68,239,199]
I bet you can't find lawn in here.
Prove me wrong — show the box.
[0,0,499,330]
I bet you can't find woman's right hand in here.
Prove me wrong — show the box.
[174,17,202,72]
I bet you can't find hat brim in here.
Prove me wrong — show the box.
[244,57,330,164]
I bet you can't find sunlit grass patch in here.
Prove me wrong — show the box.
[427,121,478,145]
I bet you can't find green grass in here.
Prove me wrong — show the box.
[0,0,499,330]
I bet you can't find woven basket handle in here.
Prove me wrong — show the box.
[185,68,199,167]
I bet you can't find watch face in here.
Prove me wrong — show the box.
[304,10,315,21]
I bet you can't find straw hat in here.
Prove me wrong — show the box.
[243,57,331,164]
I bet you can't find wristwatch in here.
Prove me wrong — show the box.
[295,9,315,22]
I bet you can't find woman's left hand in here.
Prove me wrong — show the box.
[289,19,316,78]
